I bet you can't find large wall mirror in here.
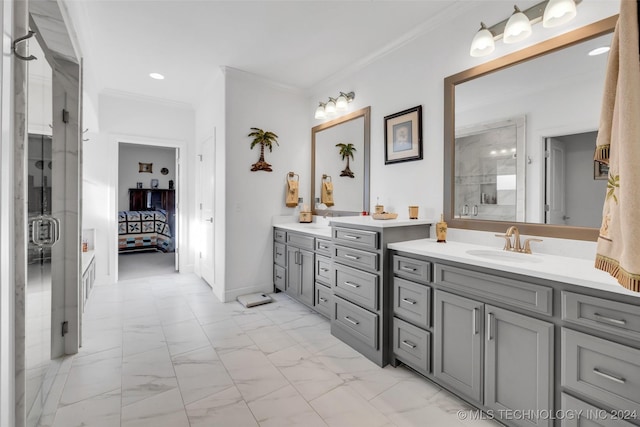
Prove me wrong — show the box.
[312,106,371,215]
[444,15,617,241]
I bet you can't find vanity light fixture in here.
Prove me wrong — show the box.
[470,0,580,57]
[149,72,165,80]
[314,91,355,119]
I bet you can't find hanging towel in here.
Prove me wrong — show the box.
[594,1,640,292]
[286,178,299,207]
[322,181,334,207]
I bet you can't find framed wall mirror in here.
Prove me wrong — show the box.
[312,106,371,215]
[444,15,617,241]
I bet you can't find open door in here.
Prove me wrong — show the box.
[198,133,215,287]
[545,137,567,224]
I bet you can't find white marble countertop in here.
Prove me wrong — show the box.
[329,216,434,229]
[273,222,332,238]
[388,238,640,299]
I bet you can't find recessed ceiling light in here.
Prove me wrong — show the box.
[588,47,610,56]
[149,72,165,80]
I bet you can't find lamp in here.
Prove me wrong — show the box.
[504,6,532,44]
[314,91,355,119]
[470,0,580,57]
[543,0,577,28]
[325,98,337,115]
[470,23,495,57]
[314,102,326,119]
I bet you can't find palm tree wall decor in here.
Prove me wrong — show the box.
[248,127,279,172]
[336,142,356,178]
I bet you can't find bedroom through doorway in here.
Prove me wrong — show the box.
[117,142,178,280]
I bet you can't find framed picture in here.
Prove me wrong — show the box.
[150,179,159,189]
[384,105,423,165]
[139,162,153,173]
[594,161,609,180]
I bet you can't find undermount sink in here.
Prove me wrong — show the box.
[465,249,543,264]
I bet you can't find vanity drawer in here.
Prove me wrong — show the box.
[334,296,378,349]
[393,317,430,375]
[393,277,431,329]
[274,228,286,243]
[562,291,640,342]
[315,283,332,318]
[315,238,332,257]
[286,232,315,251]
[560,393,636,427]
[561,328,640,414]
[315,255,334,286]
[273,264,286,291]
[334,245,379,272]
[334,264,379,311]
[434,264,553,316]
[333,227,378,250]
[393,255,431,284]
[274,242,286,267]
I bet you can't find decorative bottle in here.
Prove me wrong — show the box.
[436,214,448,243]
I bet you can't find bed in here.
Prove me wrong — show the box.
[118,210,173,253]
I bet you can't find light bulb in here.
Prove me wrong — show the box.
[504,6,532,44]
[325,98,337,115]
[314,103,326,119]
[470,23,495,57]
[543,0,577,28]
[336,93,349,110]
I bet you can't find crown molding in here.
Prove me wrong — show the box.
[221,66,306,96]
[310,1,479,90]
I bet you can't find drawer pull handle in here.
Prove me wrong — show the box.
[593,368,626,384]
[344,316,359,325]
[402,298,417,305]
[319,297,328,303]
[344,281,360,288]
[401,340,417,349]
[343,234,360,240]
[276,252,283,256]
[276,275,282,279]
[344,254,360,260]
[320,268,330,272]
[472,308,478,335]
[487,312,494,341]
[319,245,329,249]
[401,266,418,272]
[593,313,627,326]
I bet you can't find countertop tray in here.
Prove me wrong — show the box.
[372,213,398,220]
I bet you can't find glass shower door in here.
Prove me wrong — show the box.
[26,133,59,426]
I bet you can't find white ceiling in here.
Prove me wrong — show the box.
[60,0,464,107]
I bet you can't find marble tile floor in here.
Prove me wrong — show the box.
[39,272,501,427]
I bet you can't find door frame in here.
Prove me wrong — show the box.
[111,134,185,283]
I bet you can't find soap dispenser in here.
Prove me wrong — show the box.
[436,214,447,243]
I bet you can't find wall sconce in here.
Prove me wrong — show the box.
[469,0,580,57]
[314,91,355,119]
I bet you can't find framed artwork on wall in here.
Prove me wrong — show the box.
[139,162,153,173]
[384,105,423,165]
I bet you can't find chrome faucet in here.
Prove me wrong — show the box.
[495,226,543,254]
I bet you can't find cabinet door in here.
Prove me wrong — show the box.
[286,246,299,296]
[485,305,553,427]
[433,290,483,403]
[298,249,314,307]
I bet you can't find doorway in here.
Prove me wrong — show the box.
[544,131,606,228]
[117,142,179,280]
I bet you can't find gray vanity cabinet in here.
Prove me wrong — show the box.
[433,290,553,426]
[286,245,314,307]
[434,290,484,402]
[485,305,553,427]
